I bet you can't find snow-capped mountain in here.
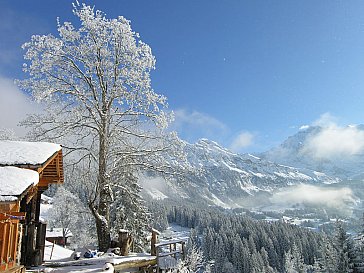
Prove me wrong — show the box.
[261,126,364,179]
[141,138,338,208]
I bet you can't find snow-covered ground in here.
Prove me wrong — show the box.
[44,240,74,261]
[34,223,190,272]
[159,223,190,242]
[38,244,155,273]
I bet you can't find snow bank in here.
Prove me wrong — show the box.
[0,166,39,196]
[44,240,74,261]
[0,140,61,165]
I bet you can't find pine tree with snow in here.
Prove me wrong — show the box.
[0,128,17,140]
[352,213,364,273]
[172,244,210,273]
[110,171,150,251]
[284,250,296,273]
[311,233,337,273]
[260,247,276,273]
[284,244,306,273]
[291,243,306,273]
[334,221,354,273]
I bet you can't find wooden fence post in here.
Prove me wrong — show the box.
[118,229,132,256]
[151,229,160,256]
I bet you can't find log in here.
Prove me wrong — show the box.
[118,229,132,256]
[113,256,157,271]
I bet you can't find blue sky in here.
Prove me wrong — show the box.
[1,1,364,152]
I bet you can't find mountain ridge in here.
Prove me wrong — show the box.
[141,137,339,208]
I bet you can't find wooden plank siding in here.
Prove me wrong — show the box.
[0,215,21,271]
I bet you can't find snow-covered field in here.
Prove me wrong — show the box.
[159,223,190,242]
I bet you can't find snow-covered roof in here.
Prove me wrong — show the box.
[0,166,39,197]
[46,228,73,238]
[0,196,18,202]
[0,140,61,166]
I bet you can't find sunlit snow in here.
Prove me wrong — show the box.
[0,140,61,165]
[0,166,39,196]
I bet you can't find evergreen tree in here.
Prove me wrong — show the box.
[284,250,296,273]
[322,234,337,273]
[292,243,306,273]
[261,247,276,273]
[352,213,364,273]
[334,221,353,273]
[111,172,150,251]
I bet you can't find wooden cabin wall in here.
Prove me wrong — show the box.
[0,219,19,270]
[0,201,20,270]
[19,190,47,267]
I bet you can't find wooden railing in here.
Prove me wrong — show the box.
[155,239,187,272]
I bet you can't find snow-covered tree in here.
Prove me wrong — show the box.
[18,3,188,251]
[284,250,296,273]
[47,187,90,247]
[352,215,364,273]
[320,234,337,273]
[172,244,211,273]
[334,221,354,273]
[110,171,150,251]
[0,128,18,140]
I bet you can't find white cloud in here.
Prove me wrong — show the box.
[301,123,364,160]
[173,109,226,129]
[230,132,254,152]
[0,76,40,137]
[172,109,228,142]
[312,112,337,127]
[270,184,357,210]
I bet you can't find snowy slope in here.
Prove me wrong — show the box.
[142,138,338,208]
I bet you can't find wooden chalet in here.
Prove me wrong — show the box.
[46,228,73,247]
[0,141,63,272]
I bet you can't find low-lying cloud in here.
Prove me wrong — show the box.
[270,184,357,209]
[301,125,364,159]
[312,112,338,127]
[299,113,364,160]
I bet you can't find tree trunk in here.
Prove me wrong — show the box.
[96,115,111,252]
[95,212,110,252]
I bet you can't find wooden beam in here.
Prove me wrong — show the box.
[38,176,62,185]
[36,150,61,174]
[3,265,25,273]
[113,257,157,271]
[25,186,38,204]
[0,213,26,221]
